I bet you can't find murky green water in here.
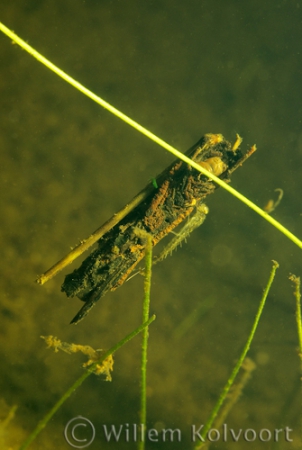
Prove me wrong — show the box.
[0,1,302,448]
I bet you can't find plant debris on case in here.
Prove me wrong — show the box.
[61,133,256,324]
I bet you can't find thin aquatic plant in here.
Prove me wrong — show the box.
[289,274,302,444]
[201,358,256,450]
[137,230,153,450]
[289,274,302,358]
[194,260,279,449]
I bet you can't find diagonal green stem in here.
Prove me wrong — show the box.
[195,260,279,449]
[18,315,156,450]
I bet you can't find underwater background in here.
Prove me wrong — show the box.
[0,0,302,448]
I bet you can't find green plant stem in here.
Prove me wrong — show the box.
[289,274,302,443]
[139,233,153,450]
[290,275,302,355]
[1,22,302,251]
[195,260,279,449]
[18,315,156,450]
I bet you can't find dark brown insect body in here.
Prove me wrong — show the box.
[62,134,255,324]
